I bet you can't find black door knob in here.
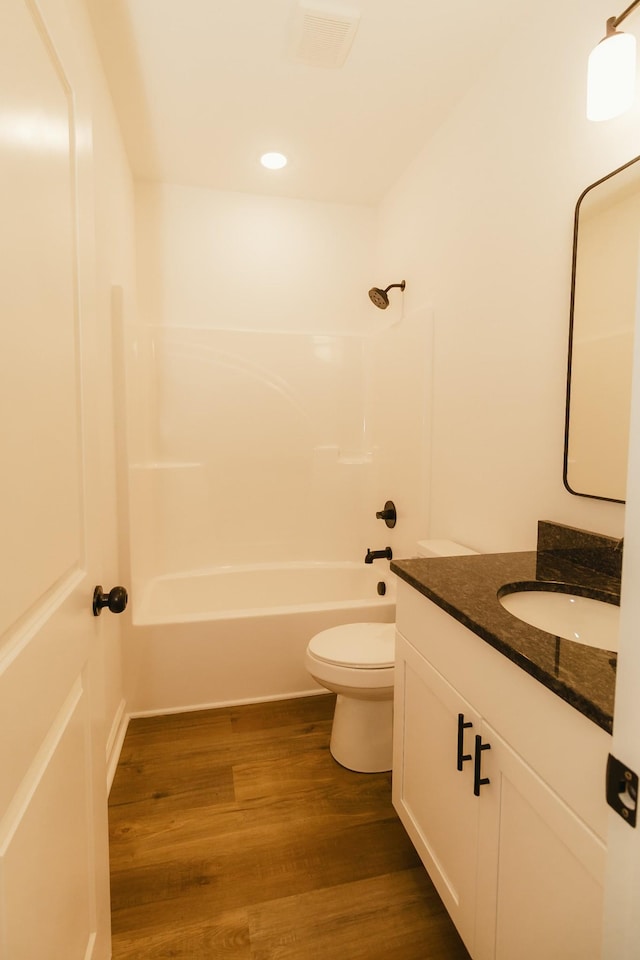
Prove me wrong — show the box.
[93,585,128,617]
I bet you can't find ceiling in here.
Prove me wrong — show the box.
[85,0,534,205]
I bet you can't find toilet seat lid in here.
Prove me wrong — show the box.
[308,622,395,668]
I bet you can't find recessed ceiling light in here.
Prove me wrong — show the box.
[260,152,288,170]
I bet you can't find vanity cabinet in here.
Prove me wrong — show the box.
[393,581,610,960]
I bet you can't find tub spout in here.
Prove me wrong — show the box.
[365,547,393,564]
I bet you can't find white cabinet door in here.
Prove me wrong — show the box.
[475,722,606,960]
[394,623,607,960]
[0,2,111,957]
[393,632,481,953]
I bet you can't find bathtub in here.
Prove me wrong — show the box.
[126,562,396,715]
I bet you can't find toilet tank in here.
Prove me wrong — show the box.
[416,539,477,558]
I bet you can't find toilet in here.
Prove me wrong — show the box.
[305,621,396,773]
[305,539,477,773]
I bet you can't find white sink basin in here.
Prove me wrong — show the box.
[499,589,619,651]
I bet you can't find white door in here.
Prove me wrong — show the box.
[0,1,112,957]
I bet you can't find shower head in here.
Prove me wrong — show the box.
[368,280,405,309]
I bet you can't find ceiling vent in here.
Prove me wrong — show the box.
[287,2,361,69]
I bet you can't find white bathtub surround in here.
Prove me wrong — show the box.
[126,324,380,582]
[125,562,395,715]
[126,183,434,588]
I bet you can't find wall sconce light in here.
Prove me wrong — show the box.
[587,0,640,121]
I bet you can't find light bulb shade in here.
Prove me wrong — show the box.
[587,31,637,121]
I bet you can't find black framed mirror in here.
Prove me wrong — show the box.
[564,155,640,503]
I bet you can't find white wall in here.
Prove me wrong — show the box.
[375,0,640,553]
[136,183,377,335]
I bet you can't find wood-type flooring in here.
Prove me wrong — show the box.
[109,693,471,959]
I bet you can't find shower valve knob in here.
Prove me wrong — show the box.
[93,585,128,617]
[375,500,397,528]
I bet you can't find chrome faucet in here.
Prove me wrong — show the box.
[365,547,393,564]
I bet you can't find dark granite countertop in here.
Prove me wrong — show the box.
[390,547,620,734]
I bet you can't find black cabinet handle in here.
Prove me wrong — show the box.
[473,734,491,796]
[457,713,473,770]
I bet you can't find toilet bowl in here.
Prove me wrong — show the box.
[305,539,477,774]
[305,621,396,773]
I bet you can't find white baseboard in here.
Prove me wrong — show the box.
[106,698,129,794]
[128,687,328,720]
